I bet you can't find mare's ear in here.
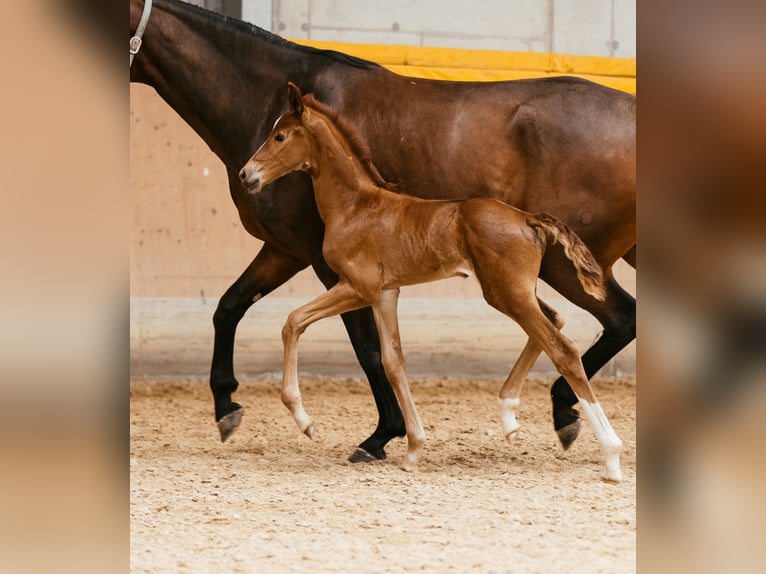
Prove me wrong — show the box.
[287,82,304,118]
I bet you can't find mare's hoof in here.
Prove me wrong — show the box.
[347,447,386,463]
[556,420,581,450]
[217,407,244,443]
[303,421,316,440]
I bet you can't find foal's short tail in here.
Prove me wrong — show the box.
[527,213,606,301]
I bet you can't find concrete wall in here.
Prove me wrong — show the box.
[196,1,636,57]
[255,0,635,58]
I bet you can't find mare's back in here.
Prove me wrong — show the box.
[318,72,635,210]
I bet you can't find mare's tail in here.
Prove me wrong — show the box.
[526,213,606,301]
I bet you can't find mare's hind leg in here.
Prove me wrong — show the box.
[210,243,307,442]
[541,261,635,449]
[280,282,369,437]
[513,298,623,481]
[371,289,426,472]
[497,299,564,443]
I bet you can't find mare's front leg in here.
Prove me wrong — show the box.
[211,243,307,442]
[338,310,407,461]
[280,282,370,437]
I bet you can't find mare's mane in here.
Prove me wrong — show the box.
[302,94,400,192]
[168,0,380,70]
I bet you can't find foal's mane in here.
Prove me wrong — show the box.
[303,94,400,192]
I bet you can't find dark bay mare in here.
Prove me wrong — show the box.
[130,0,636,461]
[239,83,623,481]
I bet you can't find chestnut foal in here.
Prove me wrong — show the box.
[239,84,622,481]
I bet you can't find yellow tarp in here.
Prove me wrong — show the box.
[292,39,636,94]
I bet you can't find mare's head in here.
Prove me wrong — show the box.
[239,83,313,193]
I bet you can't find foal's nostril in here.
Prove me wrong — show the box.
[239,169,247,182]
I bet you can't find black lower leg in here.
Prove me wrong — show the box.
[339,308,406,461]
[210,246,307,440]
[210,296,252,422]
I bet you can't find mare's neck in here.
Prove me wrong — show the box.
[130,0,323,167]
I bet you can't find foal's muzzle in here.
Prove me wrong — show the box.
[239,166,261,192]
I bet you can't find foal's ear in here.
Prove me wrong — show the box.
[287,82,304,118]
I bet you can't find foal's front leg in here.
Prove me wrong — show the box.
[371,289,426,471]
[281,282,369,437]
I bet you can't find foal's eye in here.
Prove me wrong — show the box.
[275,133,286,142]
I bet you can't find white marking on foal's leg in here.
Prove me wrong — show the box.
[281,390,315,439]
[498,397,521,443]
[401,441,423,473]
[578,399,623,482]
[290,400,316,439]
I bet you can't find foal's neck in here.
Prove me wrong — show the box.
[308,114,384,221]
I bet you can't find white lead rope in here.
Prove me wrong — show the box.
[130,0,153,67]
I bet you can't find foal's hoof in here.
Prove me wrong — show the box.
[303,421,316,440]
[218,407,244,443]
[348,447,385,463]
[603,460,623,483]
[504,429,520,444]
[603,471,623,484]
[556,420,582,450]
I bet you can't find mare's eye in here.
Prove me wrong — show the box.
[275,133,286,142]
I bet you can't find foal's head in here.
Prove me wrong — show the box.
[239,83,315,193]
[240,82,398,194]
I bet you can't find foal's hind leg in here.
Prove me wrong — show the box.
[498,299,564,443]
[371,289,426,472]
[513,299,623,481]
[281,282,369,437]
[541,262,635,449]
